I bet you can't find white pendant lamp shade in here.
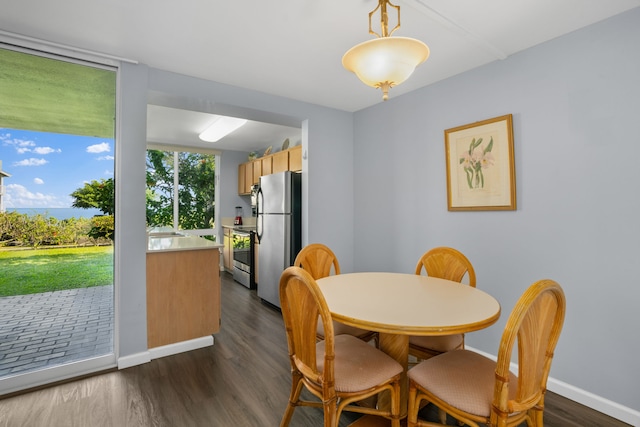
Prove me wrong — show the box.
[342,36,429,100]
[342,0,429,101]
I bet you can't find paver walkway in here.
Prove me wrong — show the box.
[0,285,113,377]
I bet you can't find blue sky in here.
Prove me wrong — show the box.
[1,128,114,208]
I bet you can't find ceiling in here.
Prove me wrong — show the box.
[146,105,302,154]
[2,0,639,151]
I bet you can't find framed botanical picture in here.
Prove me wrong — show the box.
[445,114,516,211]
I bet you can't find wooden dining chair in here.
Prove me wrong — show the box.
[410,247,477,362]
[294,243,377,344]
[279,266,403,427]
[407,279,566,427]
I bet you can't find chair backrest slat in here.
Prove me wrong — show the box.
[279,267,335,386]
[415,246,476,287]
[491,279,566,422]
[294,243,340,279]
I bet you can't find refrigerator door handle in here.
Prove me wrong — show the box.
[256,186,263,243]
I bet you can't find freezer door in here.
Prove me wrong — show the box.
[257,213,291,308]
[259,171,292,214]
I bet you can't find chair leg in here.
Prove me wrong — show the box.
[280,372,304,427]
[323,396,339,427]
[407,381,418,427]
[529,406,544,427]
[391,379,401,427]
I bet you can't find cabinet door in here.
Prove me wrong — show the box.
[147,249,220,348]
[223,228,233,272]
[252,159,262,184]
[244,162,253,194]
[238,163,246,195]
[261,156,272,176]
[288,145,302,171]
[272,151,289,173]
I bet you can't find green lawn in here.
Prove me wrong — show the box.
[0,246,113,297]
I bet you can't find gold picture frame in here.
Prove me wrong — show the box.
[445,114,516,211]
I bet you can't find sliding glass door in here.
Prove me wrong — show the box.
[0,45,117,394]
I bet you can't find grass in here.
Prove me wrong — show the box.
[0,246,113,297]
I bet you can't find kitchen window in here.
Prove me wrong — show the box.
[146,149,219,240]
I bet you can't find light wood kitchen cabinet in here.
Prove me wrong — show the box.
[272,150,289,173]
[261,156,272,176]
[244,162,253,192]
[238,146,302,194]
[288,145,302,171]
[238,162,253,195]
[147,248,221,348]
[252,160,262,185]
[238,163,246,195]
[223,227,233,272]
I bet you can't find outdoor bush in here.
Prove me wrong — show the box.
[0,212,112,247]
[88,215,115,241]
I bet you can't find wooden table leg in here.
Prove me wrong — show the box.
[376,333,409,417]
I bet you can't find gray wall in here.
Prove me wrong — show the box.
[114,7,638,421]
[115,67,355,360]
[353,9,640,413]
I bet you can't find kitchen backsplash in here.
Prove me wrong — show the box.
[221,217,256,227]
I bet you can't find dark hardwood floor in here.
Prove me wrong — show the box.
[0,272,630,426]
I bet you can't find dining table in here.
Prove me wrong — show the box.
[316,272,501,426]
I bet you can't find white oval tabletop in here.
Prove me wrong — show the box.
[317,272,501,336]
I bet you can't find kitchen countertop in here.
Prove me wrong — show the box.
[222,225,257,232]
[147,234,223,253]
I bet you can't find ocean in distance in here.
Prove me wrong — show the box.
[7,207,104,220]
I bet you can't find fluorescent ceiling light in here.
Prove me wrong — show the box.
[199,116,248,142]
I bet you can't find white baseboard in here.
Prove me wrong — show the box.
[546,377,639,427]
[117,336,214,370]
[148,336,214,360]
[466,346,640,426]
[117,351,151,369]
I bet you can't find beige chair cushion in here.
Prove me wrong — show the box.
[409,334,463,353]
[408,349,517,417]
[316,335,402,393]
[317,320,373,340]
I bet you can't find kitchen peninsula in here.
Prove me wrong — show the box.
[146,233,223,356]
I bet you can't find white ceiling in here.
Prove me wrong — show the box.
[146,105,302,153]
[2,0,639,152]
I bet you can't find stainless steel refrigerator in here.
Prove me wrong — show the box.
[256,171,302,308]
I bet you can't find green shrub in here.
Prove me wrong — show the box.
[0,211,112,247]
[88,215,114,241]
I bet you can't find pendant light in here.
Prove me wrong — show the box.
[342,0,429,101]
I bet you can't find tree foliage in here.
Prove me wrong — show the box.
[146,150,216,230]
[70,178,115,215]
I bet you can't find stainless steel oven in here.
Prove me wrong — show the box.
[232,229,255,289]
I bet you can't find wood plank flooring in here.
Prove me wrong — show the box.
[0,272,630,426]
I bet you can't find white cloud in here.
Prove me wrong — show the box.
[34,178,44,184]
[13,158,48,167]
[33,146,61,155]
[2,136,36,154]
[97,155,114,161]
[87,142,111,153]
[3,183,65,208]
